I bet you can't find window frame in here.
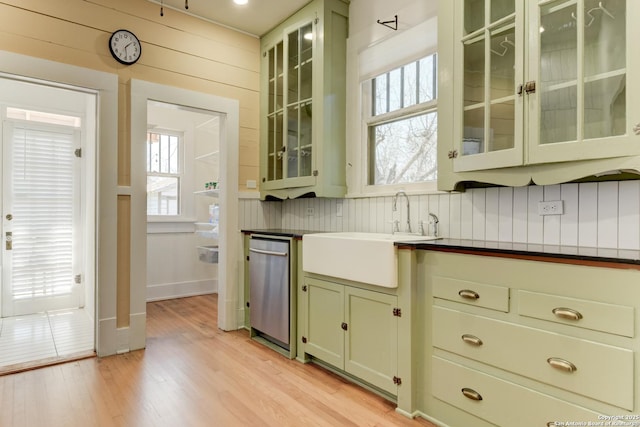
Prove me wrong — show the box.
[146,127,194,224]
[364,54,439,191]
[346,17,440,198]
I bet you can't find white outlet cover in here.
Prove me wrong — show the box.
[537,200,564,215]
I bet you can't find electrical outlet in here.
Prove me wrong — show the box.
[306,207,315,216]
[538,200,564,216]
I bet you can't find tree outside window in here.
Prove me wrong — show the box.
[368,54,438,185]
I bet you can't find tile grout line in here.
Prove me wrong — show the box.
[45,311,60,357]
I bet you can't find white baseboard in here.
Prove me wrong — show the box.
[146,279,217,302]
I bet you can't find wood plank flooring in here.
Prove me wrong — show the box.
[0,294,436,427]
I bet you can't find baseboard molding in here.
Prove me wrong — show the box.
[146,279,217,302]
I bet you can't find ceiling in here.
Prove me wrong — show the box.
[149,0,313,37]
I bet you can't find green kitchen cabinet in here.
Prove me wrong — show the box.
[438,0,640,190]
[259,0,348,199]
[417,249,640,426]
[302,276,399,396]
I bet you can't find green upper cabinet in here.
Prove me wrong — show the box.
[438,0,640,190]
[259,0,348,200]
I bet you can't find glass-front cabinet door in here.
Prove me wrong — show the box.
[453,0,524,172]
[259,0,348,199]
[450,0,639,174]
[286,23,314,180]
[528,0,640,164]
[264,22,315,185]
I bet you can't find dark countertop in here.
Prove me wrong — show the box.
[396,238,640,267]
[241,229,322,238]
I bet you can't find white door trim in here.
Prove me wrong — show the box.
[130,79,240,332]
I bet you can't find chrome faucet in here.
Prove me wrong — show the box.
[428,212,439,237]
[392,191,412,233]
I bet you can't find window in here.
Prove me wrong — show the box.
[367,53,438,186]
[147,130,181,215]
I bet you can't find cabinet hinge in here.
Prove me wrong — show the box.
[393,376,402,385]
[302,285,308,292]
[74,148,82,158]
[74,274,82,284]
[314,17,319,25]
[246,255,250,261]
[341,322,348,331]
[393,308,402,317]
[246,301,250,308]
[302,336,307,343]
[447,150,458,159]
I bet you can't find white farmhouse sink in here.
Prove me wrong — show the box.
[302,232,439,288]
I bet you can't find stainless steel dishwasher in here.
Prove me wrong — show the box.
[249,236,290,350]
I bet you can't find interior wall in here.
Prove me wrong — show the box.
[0,0,259,354]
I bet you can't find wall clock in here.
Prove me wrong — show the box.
[109,29,141,65]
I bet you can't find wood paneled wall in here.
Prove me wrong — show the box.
[0,0,259,339]
[0,0,260,191]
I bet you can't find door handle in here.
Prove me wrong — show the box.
[248,248,288,257]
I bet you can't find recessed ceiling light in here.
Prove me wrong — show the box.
[234,0,248,5]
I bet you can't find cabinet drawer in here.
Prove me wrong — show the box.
[518,290,635,338]
[433,306,634,410]
[433,276,509,312]
[432,356,601,427]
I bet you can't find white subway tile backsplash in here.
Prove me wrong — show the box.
[527,186,544,244]
[543,184,561,246]
[618,181,640,250]
[512,186,528,243]
[597,182,619,249]
[438,193,450,238]
[498,187,513,242]
[460,191,474,239]
[578,183,598,247]
[560,184,579,246]
[449,192,461,239]
[239,180,640,250]
[485,188,500,242]
[472,189,486,241]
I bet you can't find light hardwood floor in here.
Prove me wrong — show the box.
[0,294,436,427]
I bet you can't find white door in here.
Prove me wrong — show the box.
[1,117,83,317]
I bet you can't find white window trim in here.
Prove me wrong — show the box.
[146,128,185,220]
[346,16,442,198]
[145,115,197,230]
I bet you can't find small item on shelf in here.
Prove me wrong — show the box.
[209,203,220,225]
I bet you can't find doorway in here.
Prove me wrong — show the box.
[131,80,239,333]
[0,77,96,369]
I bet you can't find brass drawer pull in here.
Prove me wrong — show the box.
[458,289,480,300]
[552,307,583,321]
[547,357,577,373]
[461,334,483,346]
[461,387,483,401]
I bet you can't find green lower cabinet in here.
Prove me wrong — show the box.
[305,278,344,368]
[303,277,399,395]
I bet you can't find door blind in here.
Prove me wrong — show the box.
[11,125,75,300]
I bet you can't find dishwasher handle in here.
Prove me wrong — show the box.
[249,247,288,257]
